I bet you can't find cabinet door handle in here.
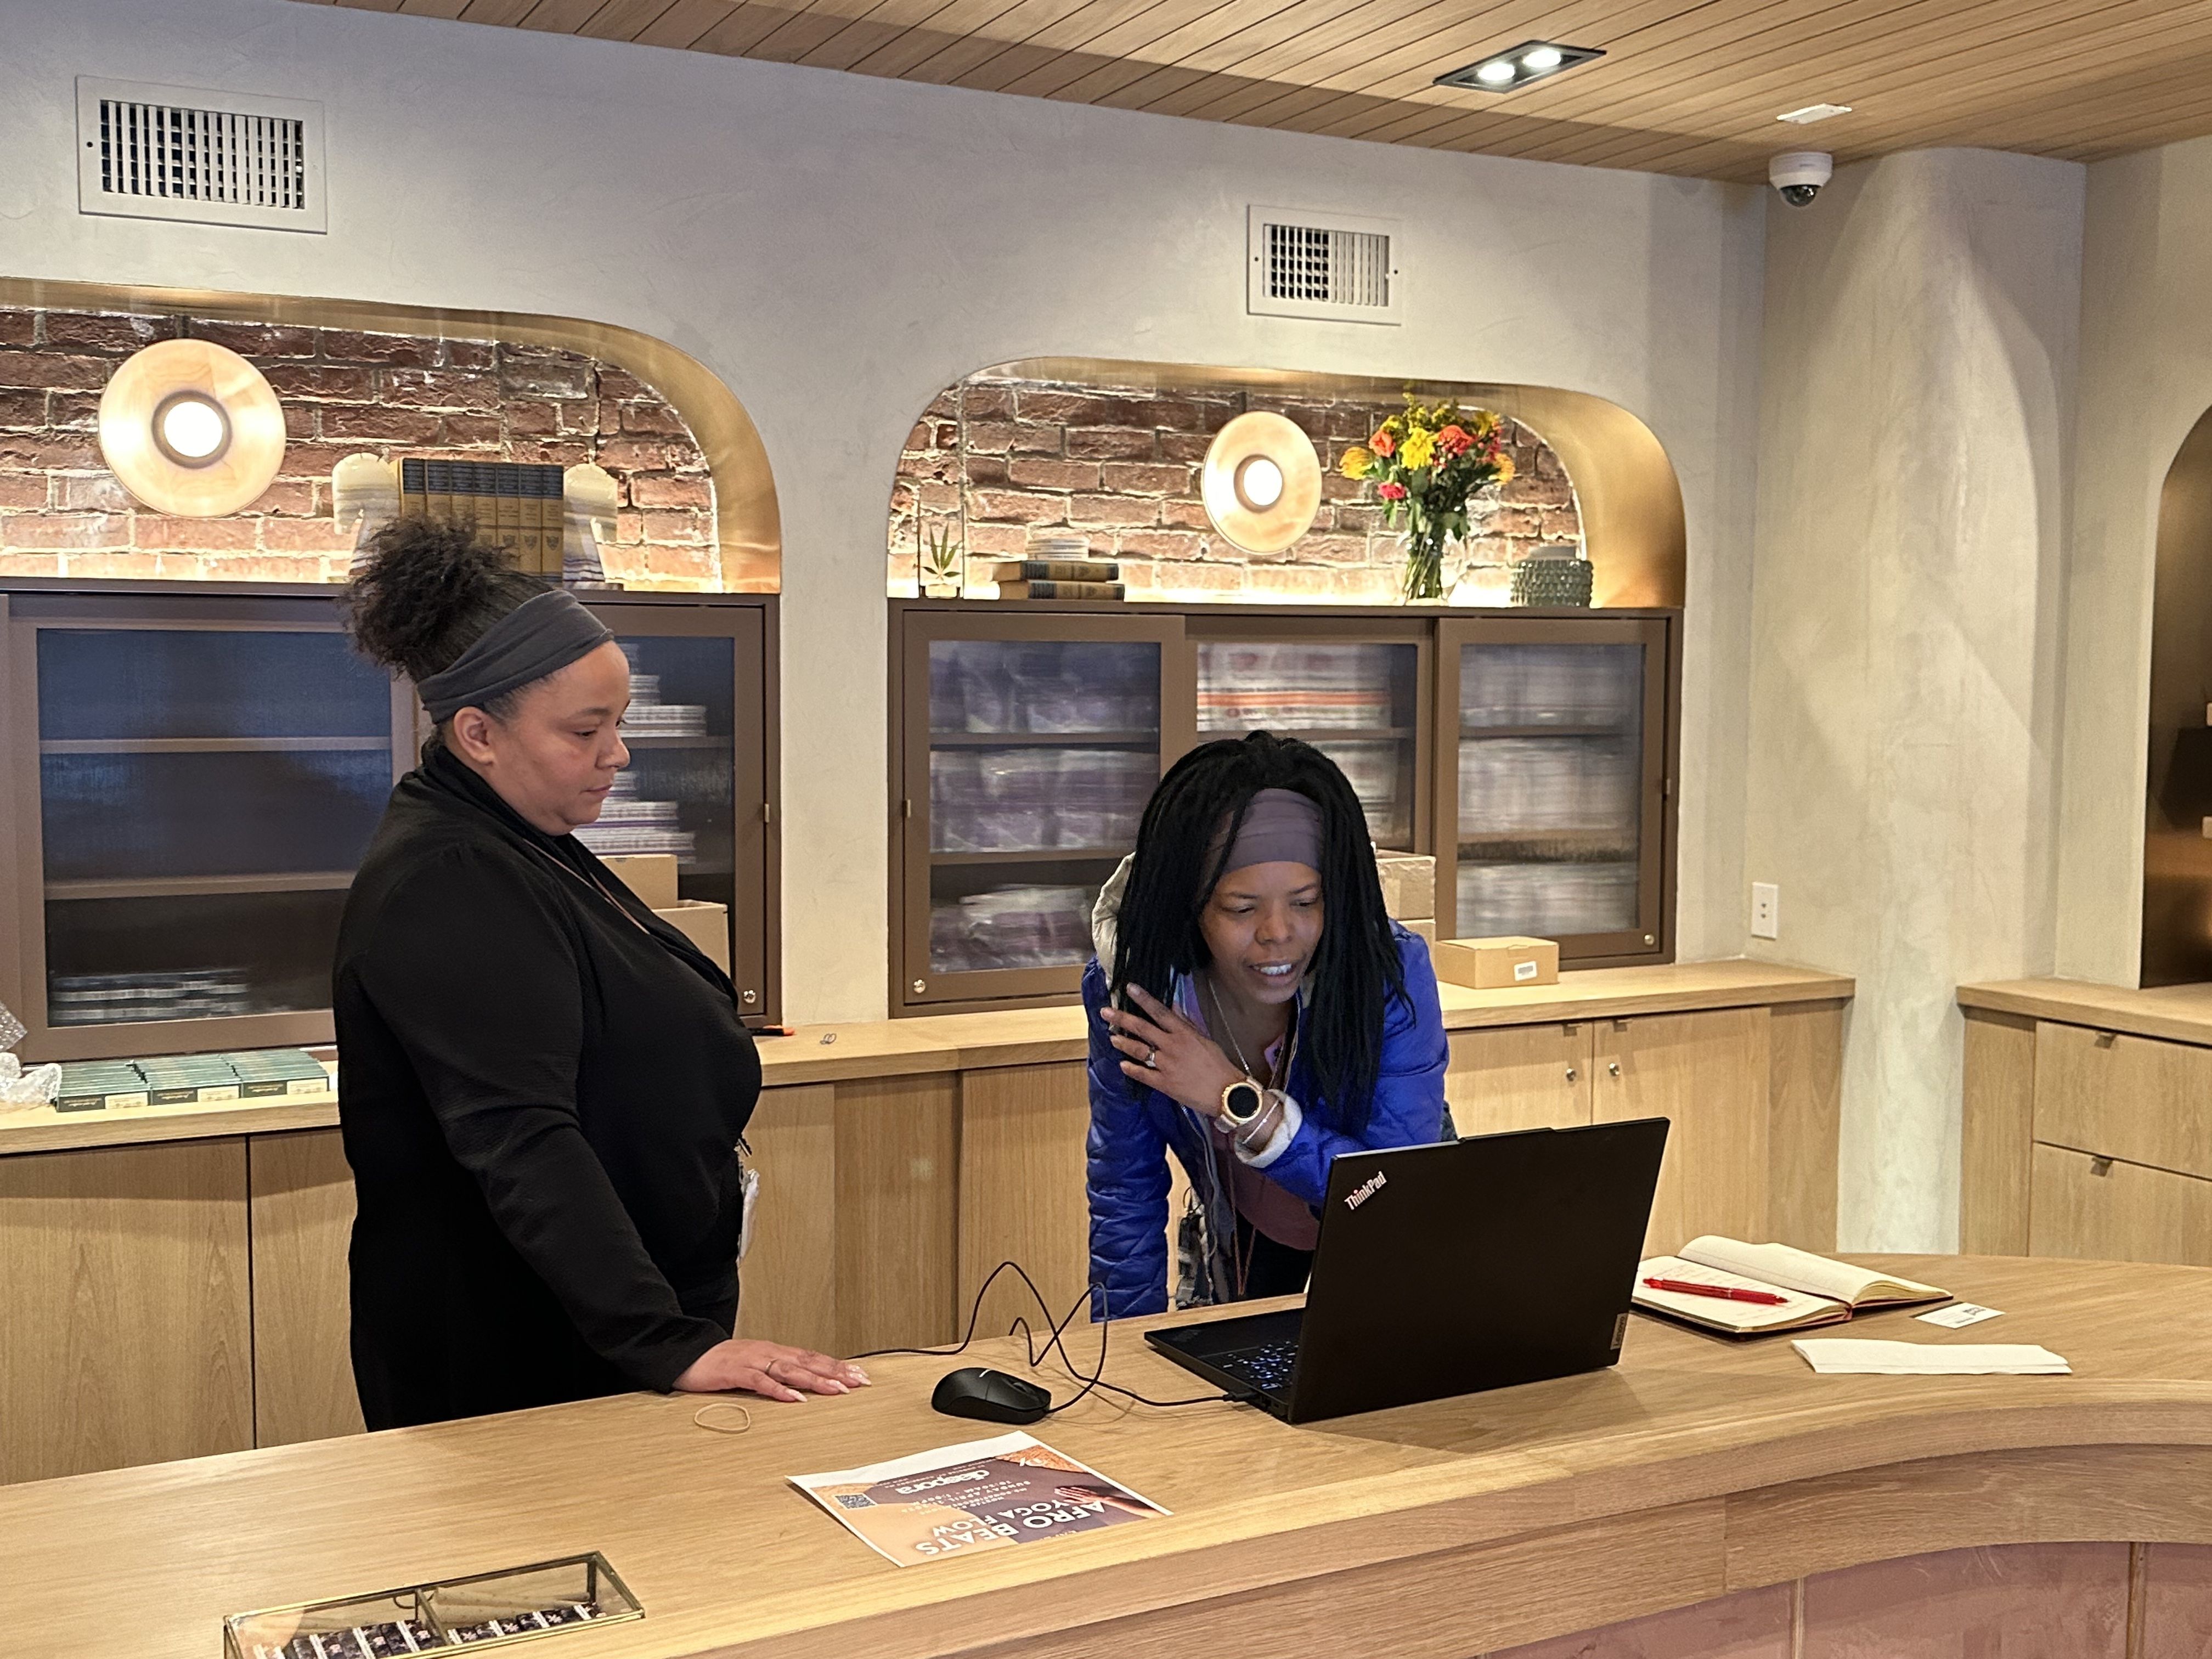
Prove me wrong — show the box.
[2094,1031,2117,1049]
[1565,1066,1577,1082]
[1609,1061,1622,1078]
[2091,1156,2114,1176]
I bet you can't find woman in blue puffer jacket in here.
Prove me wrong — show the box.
[1086,732,1448,1319]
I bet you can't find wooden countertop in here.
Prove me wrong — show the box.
[1,1256,2203,1659]
[0,958,1850,1158]
[1959,975,2212,1047]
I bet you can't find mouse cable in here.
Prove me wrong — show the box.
[850,1259,1235,1410]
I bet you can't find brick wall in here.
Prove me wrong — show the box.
[0,308,719,588]
[888,375,1582,602]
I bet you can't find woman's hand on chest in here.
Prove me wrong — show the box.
[1101,985,1247,1117]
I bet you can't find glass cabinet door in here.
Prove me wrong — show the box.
[1441,618,1671,960]
[575,604,772,1020]
[23,617,400,1054]
[900,614,1181,1011]
[1192,625,1427,851]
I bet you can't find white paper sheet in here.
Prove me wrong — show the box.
[1916,1302,2004,1329]
[1791,1339,2069,1375]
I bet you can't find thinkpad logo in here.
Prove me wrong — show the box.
[1345,1171,1387,1211]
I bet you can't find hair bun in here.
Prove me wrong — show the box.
[345,519,544,685]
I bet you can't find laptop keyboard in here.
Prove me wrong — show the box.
[1216,1338,1299,1395]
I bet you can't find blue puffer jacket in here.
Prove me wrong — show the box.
[1084,922,1448,1319]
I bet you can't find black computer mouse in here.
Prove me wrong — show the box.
[931,1367,1052,1425]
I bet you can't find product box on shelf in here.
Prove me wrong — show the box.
[601,852,681,910]
[1432,935,1561,990]
[1373,851,1436,923]
[600,853,731,972]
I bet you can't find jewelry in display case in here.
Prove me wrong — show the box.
[223,1552,641,1658]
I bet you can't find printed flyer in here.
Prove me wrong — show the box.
[789,1432,1169,1566]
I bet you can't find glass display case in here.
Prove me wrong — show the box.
[1192,620,1428,851]
[1438,617,1672,959]
[891,602,1674,1015]
[899,612,1186,1009]
[1,583,779,1060]
[575,599,775,1018]
[224,1552,642,1657]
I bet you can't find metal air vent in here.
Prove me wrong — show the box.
[76,78,326,233]
[1247,206,1400,325]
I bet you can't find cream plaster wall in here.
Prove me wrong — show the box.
[1746,149,2082,1250]
[2056,135,2212,985]
[0,0,1762,1022]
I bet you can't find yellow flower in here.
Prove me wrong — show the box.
[1400,427,1436,470]
[1493,452,1516,484]
[1339,445,1374,479]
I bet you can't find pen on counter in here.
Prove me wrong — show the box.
[1643,1277,1789,1306]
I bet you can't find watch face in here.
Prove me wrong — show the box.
[1224,1082,1263,1122]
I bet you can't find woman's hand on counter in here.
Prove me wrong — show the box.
[1102,986,1244,1117]
[675,1339,871,1403]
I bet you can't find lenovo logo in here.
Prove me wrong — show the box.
[1345,1171,1387,1211]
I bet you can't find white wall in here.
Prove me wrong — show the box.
[0,0,1764,1020]
[1745,149,2084,1249]
[2055,135,2212,985]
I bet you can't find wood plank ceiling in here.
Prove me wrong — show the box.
[295,0,2212,181]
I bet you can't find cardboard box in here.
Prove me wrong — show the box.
[1373,852,1436,922]
[1432,935,1560,990]
[602,852,681,910]
[656,898,730,973]
[1403,918,1436,946]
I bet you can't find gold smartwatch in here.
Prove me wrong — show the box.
[1221,1077,1266,1126]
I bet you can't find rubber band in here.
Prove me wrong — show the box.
[692,1401,754,1435]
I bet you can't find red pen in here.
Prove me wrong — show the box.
[1643,1277,1788,1306]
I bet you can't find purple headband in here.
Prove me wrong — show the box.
[1220,788,1325,873]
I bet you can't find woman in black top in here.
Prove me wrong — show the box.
[334,521,864,1429]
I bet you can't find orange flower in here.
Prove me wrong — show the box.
[1437,424,1472,457]
[1370,428,1396,457]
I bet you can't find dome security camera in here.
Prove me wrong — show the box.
[1769,151,1833,207]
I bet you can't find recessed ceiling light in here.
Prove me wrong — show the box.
[1778,103,1853,125]
[1435,40,1605,93]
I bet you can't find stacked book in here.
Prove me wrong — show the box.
[994,538,1124,601]
[399,459,567,577]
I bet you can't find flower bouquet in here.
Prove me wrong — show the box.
[1340,396,1514,602]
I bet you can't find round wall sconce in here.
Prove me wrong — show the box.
[98,338,287,516]
[1200,411,1322,554]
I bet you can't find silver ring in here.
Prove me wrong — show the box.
[1143,1046,1159,1069]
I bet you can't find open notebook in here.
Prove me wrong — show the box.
[1634,1237,1950,1336]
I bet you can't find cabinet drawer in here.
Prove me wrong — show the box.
[2034,1023,2212,1180]
[2029,1142,2212,1267]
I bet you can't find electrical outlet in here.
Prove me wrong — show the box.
[1751,882,1780,940]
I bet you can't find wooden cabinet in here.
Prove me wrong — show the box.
[1593,1008,1771,1256]
[1961,986,2212,1269]
[248,1129,365,1448]
[0,1139,253,1483]
[1447,1023,1590,1135]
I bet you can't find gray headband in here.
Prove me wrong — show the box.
[417,589,615,724]
[1222,788,1325,873]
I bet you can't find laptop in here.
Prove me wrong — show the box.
[1145,1118,1669,1424]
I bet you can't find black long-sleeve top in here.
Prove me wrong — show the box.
[333,743,760,1430]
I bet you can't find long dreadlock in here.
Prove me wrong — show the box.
[1109,731,1404,1136]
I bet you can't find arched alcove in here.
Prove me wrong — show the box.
[886,356,1684,607]
[2142,404,2212,984]
[0,276,780,591]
